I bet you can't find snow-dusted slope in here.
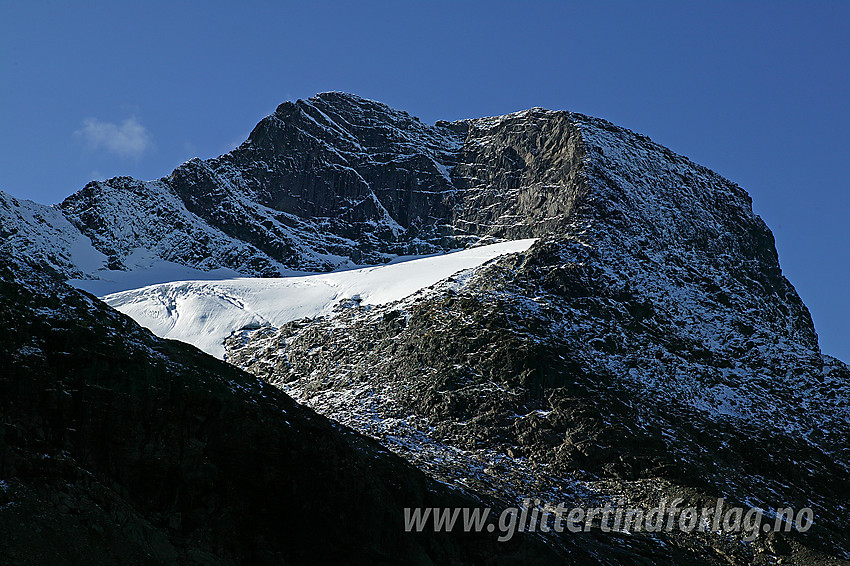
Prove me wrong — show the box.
[58,94,470,274]
[61,176,296,276]
[0,189,253,294]
[0,191,106,277]
[68,252,247,297]
[222,104,850,562]
[4,93,849,563]
[103,239,535,358]
[57,93,586,275]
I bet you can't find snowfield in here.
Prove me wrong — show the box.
[101,240,536,358]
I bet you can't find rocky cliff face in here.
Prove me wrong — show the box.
[2,92,848,564]
[58,93,586,274]
[222,96,849,564]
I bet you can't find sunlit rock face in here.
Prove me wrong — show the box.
[222,95,849,564]
[2,92,848,564]
[58,93,586,273]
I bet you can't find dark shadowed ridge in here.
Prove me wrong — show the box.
[1,93,848,564]
[0,257,580,565]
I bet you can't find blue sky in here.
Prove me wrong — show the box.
[1,1,848,361]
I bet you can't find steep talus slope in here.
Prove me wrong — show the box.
[226,105,850,564]
[0,258,573,565]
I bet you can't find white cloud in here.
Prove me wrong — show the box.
[76,116,153,159]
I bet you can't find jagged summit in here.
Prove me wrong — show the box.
[2,94,767,283]
[2,94,826,384]
[276,91,423,124]
[2,93,849,563]
[1,95,823,378]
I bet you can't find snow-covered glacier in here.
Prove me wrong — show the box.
[99,239,535,357]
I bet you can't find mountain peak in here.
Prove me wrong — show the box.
[26,94,801,291]
[4,93,849,563]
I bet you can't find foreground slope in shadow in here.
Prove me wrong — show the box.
[0,259,570,565]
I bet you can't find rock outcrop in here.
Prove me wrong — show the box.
[223,96,850,564]
[2,92,848,564]
[0,258,568,565]
[58,93,586,274]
